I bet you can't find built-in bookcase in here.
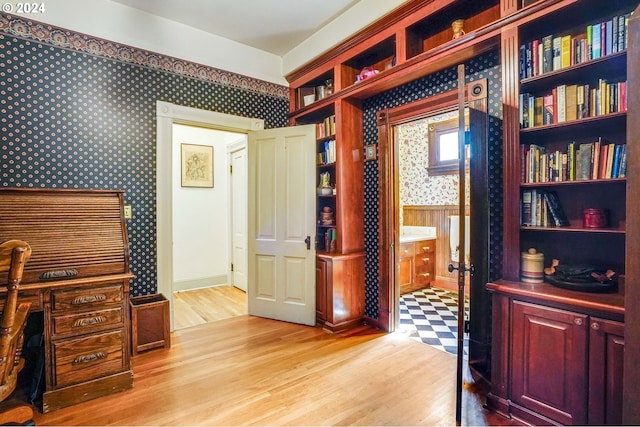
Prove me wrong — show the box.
[516,0,633,273]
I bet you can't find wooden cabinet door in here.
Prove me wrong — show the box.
[588,317,624,425]
[511,301,588,425]
[315,258,329,323]
[398,243,414,294]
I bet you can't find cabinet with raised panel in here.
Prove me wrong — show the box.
[399,239,435,295]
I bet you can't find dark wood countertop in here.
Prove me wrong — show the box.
[487,279,625,320]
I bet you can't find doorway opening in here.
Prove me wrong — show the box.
[170,124,249,330]
[376,78,491,383]
[394,108,471,355]
[155,101,264,331]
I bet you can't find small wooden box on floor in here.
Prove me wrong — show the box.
[130,294,170,354]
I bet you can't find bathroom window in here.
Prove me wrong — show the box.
[427,116,468,176]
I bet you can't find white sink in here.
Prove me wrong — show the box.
[399,226,437,243]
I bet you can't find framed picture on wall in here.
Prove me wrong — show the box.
[181,143,214,188]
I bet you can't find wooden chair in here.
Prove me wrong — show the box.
[0,240,34,425]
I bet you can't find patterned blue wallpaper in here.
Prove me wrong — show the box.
[0,14,288,296]
[362,51,503,318]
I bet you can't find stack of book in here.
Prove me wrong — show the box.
[522,139,627,183]
[521,190,570,228]
[520,80,627,128]
[519,12,631,79]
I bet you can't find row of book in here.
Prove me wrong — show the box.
[519,12,631,79]
[520,80,627,128]
[522,140,627,184]
[316,115,336,139]
[521,190,569,228]
[317,139,336,165]
[321,228,337,253]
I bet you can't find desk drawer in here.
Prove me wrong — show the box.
[52,329,126,388]
[51,284,123,312]
[52,306,124,336]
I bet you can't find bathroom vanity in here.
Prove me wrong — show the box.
[399,227,436,294]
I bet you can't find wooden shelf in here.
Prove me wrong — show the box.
[521,225,626,234]
[520,51,627,92]
[521,178,626,187]
[520,112,627,134]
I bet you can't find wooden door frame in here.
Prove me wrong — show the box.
[375,80,488,336]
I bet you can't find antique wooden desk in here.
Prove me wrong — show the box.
[0,189,134,413]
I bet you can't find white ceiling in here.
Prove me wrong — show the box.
[111,0,361,56]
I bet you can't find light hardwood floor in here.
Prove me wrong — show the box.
[32,314,519,426]
[173,285,247,329]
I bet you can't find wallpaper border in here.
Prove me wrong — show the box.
[0,13,289,100]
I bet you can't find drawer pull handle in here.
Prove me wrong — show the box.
[420,273,430,277]
[72,294,107,305]
[591,322,600,330]
[422,246,430,251]
[73,351,106,365]
[73,316,107,328]
[422,257,430,262]
[574,318,583,326]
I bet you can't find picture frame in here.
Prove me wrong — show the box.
[181,143,214,188]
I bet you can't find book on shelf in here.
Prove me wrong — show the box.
[552,36,562,70]
[324,227,337,253]
[597,144,607,179]
[521,189,569,228]
[543,94,554,125]
[591,138,601,180]
[518,11,631,79]
[534,96,544,127]
[565,84,577,121]
[543,191,570,227]
[521,190,533,226]
[561,35,572,69]
[592,22,602,59]
[578,142,593,180]
[521,139,626,184]
[557,85,566,123]
[519,80,627,128]
[542,35,553,74]
[316,115,336,139]
[619,144,628,178]
[611,145,622,178]
[318,139,336,165]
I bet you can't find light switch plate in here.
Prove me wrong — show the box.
[124,205,132,219]
[364,144,377,161]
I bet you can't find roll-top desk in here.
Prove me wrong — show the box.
[0,188,134,413]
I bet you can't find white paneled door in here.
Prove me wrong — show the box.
[247,125,316,326]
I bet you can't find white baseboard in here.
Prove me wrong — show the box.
[173,275,228,292]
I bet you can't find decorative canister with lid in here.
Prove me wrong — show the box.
[583,208,608,228]
[521,248,544,283]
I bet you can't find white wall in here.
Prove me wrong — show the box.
[282,0,407,75]
[172,123,243,290]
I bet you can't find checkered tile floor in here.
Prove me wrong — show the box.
[398,286,469,356]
